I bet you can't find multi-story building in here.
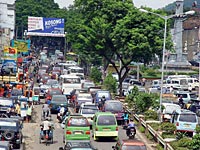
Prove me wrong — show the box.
[0,0,15,52]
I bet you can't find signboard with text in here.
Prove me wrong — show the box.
[11,39,31,52]
[3,47,17,60]
[27,16,65,37]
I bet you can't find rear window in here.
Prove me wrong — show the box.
[97,115,116,125]
[52,96,66,102]
[104,102,123,112]
[49,90,62,95]
[97,92,110,98]
[122,145,147,150]
[190,94,197,99]
[68,118,88,126]
[179,114,197,122]
[82,108,98,114]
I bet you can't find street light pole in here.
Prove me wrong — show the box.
[64,32,67,61]
[139,8,195,121]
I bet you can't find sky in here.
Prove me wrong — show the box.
[54,0,176,9]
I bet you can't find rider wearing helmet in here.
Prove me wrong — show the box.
[98,95,106,110]
[126,118,136,136]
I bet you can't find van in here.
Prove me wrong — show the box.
[92,112,118,141]
[171,109,198,136]
[175,91,197,103]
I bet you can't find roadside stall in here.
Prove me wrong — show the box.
[19,97,28,120]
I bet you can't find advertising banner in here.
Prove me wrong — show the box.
[11,39,31,52]
[27,16,65,37]
[3,47,18,60]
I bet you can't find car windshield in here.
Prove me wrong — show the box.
[82,108,98,114]
[0,121,17,130]
[122,145,147,150]
[78,94,92,99]
[63,78,81,84]
[104,102,123,112]
[97,115,116,125]
[0,100,13,106]
[179,114,197,122]
[52,96,66,102]
[98,92,109,98]
[83,83,95,88]
[68,118,88,126]
[49,90,62,96]
[47,80,58,85]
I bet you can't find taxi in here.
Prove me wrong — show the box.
[63,114,90,143]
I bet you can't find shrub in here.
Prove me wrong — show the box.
[171,137,192,150]
[149,123,160,131]
[146,68,157,76]
[156,144,164,150]
[146,132,154,140]
[160,122,176,134]
[89,67,102,84]
[144,110,158,121]
[138,126,145,133]
[103,73,117,94]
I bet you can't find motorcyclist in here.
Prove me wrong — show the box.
[122,111,129,127]
[40,117,51,138]
[126,118,136,136]
[57,105,67,122]
[42,101,51,119]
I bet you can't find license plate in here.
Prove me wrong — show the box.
[103,129,110,131]
[75,132,82,134]
[184,124,190,128]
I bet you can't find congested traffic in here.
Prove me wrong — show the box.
[0,48,148,150]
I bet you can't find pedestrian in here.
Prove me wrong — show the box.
[15,101,21,116]
[26,102,33,123]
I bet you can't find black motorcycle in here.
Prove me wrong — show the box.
[127,127,136,139]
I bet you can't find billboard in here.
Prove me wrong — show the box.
[27,16,65,37]
[3,47,17,60]
[11,39,31,52]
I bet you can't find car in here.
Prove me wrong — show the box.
[46,79,60,88]
[94,90,111,104]
[10,89,23,101]
[45,88,63,101]
[92,112,118,141]
[74,92,93,113]
[0,98,14,113]
[63,114,90,143]
[59,141,97,150]
[50,95,68,113]
[171,109,198,136]
[102,100,124,124]
[81,81,95,91]
[0,141,12,150]
[40,74,51,84]
[79,106,99,128]
[112,139,147,150]
[175,91,198,103]
[0,118,23,149]
[161,103,181,122]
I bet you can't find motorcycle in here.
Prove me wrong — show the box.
[127,127,136,139]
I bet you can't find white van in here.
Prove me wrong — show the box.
[60,75,82,96]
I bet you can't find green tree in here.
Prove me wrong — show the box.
[89,67,102,84]
[66,0,173,96]
[189,125,200,150]
[103,73,117,94]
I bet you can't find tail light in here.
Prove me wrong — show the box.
[66,130,72,134]
[95,128,98,131]
[176,122,179,126]
[116,127,118,131]
[85,131,90,135]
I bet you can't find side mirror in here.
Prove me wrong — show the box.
[91,118,93,120]
[59,147,64,150]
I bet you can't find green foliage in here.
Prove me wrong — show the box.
[176,132,188,140]
[171,137,192,150]
[146,132,154,140]
[89,67,102,84]
[138,126,145,133]
[148,123,160,131]
[160,122,176,134]
[125,86,159,113]
[144,110,158,121]
[146,68,157,76]
[103,73,117,94]
[156,144,164,150]
[195,125,200,134]
[189,133,200,150]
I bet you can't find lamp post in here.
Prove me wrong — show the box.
[139,8,195,121]
[64,32,67,61]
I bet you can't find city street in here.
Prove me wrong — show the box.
[22,99,156,150]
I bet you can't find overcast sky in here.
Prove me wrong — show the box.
[54,0,176,9]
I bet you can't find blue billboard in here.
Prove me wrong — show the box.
[27,16,65,37]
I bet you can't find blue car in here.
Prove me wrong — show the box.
[94,90,112,104]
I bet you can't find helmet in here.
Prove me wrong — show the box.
[102,95,105,98]
[130,118,133,121]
